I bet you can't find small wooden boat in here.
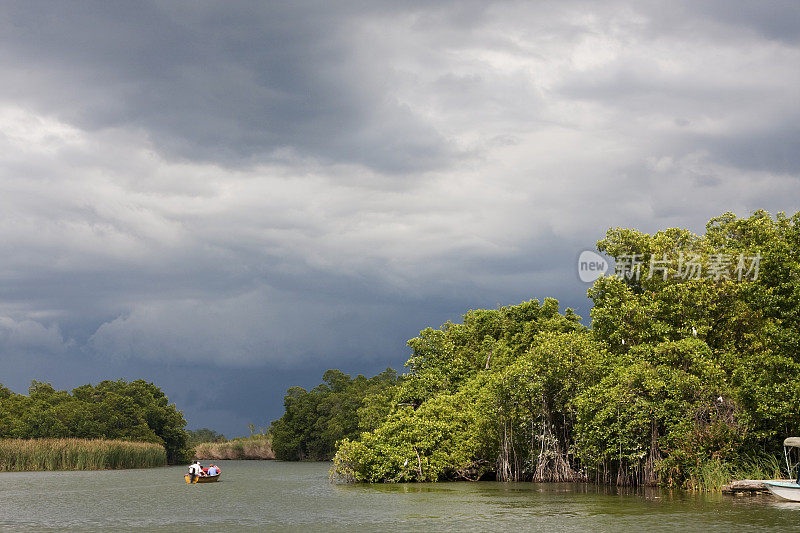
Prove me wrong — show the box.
[184,465,222,484]
[763,481,800,501]
[185,473,221,483]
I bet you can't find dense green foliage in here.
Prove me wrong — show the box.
[329,210,800,488]
[0,379,191,463]
[0,438,166,471]
[269,368,400,460]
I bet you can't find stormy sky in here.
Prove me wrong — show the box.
[1,1,798,436]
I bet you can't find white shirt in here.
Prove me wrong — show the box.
[188,463,202,475]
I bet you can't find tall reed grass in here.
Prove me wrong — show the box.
[0,438,166,471]
[194,436,274,460]
[686,455,783,492]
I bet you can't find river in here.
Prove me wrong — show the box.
[0,460,798,531]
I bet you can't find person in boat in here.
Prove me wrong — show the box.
[207,464,219,476]
[187,460,205,481]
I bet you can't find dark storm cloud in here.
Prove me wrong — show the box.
[0,1,456,173]
[682,0,800,43]
[697,127,800,175]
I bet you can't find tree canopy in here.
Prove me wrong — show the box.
[0,379,192,463]
[269,368,399,461]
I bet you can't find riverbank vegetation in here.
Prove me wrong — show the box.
[0,438,166,471]
[194,434,275,460]
[687,455,783,492]
[271,210,800,490]
[187,428,227,446]
[0,379,191,464]
[269,369,399,460]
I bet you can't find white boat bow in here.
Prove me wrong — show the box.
[763,481,800,501]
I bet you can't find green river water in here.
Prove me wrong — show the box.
[1,460,798,531]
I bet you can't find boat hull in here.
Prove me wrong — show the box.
[184,473,220,484]
[763,481,800,501]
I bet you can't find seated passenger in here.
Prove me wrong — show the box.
[207,464,218,476]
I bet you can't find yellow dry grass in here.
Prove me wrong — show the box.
[0,438,166,471]
[194,437,274,460]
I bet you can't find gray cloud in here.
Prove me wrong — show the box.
[0,1,458,173]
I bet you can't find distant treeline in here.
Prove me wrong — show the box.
[269,369,399,461]
[0,438,166,471]
[187,428,227,446]
[272,210,800,490]
[0,379,191,464]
